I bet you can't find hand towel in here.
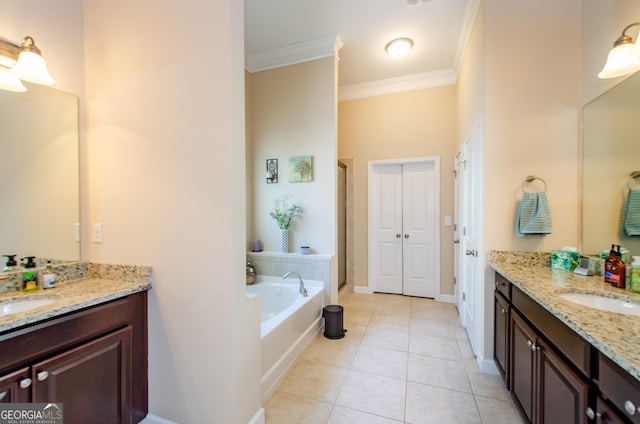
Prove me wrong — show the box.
[621,189,640,237]
[516,192,552,237]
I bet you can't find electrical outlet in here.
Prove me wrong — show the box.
[93,223,103,243]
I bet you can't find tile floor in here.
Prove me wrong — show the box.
[263,292,524,424]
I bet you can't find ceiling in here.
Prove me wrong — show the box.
[244,0,480,100]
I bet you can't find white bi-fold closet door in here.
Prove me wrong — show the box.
[368,158,440,298]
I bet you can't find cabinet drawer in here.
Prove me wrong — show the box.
[599,354,640,424]
[495,273,511,300]
[512,287,591,377]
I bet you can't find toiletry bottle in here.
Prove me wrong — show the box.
[604,244,617,284]
[631,256,640,294]
[3,255,18,272]
[612,246,626,289]
[38,261,56,289]
[21,256,38,292]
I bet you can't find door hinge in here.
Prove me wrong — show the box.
[463,292,466,301]
[454,277,457,286]
[463,227,467,236]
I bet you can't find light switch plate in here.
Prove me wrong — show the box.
[93,223,103,243]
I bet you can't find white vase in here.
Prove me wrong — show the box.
[280,229,289,253]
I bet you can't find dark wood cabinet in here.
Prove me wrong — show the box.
[494,291,510,387]
[511,312,537,423]
[0,291,147,424]
[537,338,589,424]
[510,310,589,424]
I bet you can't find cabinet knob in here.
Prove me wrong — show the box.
[396,234,401,238]
[37,371,49,382]
[586,407,601,420]
[501,308,505,314]
[527,340,532,348]
[404,234,410,239]
[0,390,6,401]
[19,378,32,389]
[625,400,639,416]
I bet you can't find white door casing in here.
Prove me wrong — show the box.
[368,157,440,298]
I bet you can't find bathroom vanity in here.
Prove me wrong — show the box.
[490,251,640,424]
[0,263,151,424]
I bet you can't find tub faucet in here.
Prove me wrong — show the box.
[282,271,308,297]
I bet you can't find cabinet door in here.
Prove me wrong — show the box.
[511,312,537,424]
[597,397,627,424]
[494,292,509,386]
[0,367,31,403]
[32,326,132,424]
[537,338,589,424]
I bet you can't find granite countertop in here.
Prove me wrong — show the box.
[489,251,640,382]
[0,262,152,333]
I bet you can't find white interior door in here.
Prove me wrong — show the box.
[402,162,437,298]
[453,151,461,309]
[459,125,482,354]
[370,164,403,294]
[369,158,439,298]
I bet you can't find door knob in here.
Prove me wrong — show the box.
[465,249,477,256]
[396,234,401,238]
[453,239,460,244]
[404,234,409,238]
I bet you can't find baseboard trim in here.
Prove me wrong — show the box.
[437,294,456,304]
[478,354,500,375]
[354,285,372,294]
[139,413,179,424]
[248,407,265,424]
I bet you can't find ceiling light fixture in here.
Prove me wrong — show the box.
[598,22,640,79]
[386,38,413,58]
[0,35,55,92]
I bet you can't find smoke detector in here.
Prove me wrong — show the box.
[406,0,431,7]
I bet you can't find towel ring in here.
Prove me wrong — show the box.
[627,171,640,190]
[521,175,547,193]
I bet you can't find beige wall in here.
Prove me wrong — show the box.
[83,0,260,423]
[248,58,338,257]
[338,86,457,295]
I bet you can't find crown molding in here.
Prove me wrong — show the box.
[338,69,457,101]
[246,35,343,73]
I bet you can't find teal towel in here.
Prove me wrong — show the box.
[621,189,640,237]
[516,192,552,237]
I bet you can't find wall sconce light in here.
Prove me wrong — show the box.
[0,36,55,92]
[598,22,640,79]
[385,38,413,58]
[266,159,278,184]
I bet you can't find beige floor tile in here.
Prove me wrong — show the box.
[409,318,466,340]
[342,298,377,313]
[475,395,524,424]
[343,309,373,326]
[373,293,412,305]
[410,307,459,324]
[409,332,462,359]
[340,324,366,343]
[335,370,406,421]
[374,302,411,318]
[369,313,411,332]
[301,338,359,367]
[409,297,448,308]
[465,366,510,401]
[407,353,471,393]
[361,327,410,352]
[327,406,404,424]
[405,381,481,424]
[264,391,333,424]
[279,359,349,403]
[351,345,408,379]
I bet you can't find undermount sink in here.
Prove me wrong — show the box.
[0,298,55,317]
[558,292,640,316]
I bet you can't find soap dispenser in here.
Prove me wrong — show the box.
[21,256,38,292]
[3,255,18,272]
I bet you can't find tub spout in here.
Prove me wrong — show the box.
[282,271,308,297]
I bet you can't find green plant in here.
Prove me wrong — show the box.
[270,195,303,230]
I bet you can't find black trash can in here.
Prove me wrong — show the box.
[322,305,347,339]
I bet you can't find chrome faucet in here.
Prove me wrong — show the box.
[282,271,308,297]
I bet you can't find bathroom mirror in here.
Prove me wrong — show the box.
[0,82,79,263]
[582,71,640,257]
